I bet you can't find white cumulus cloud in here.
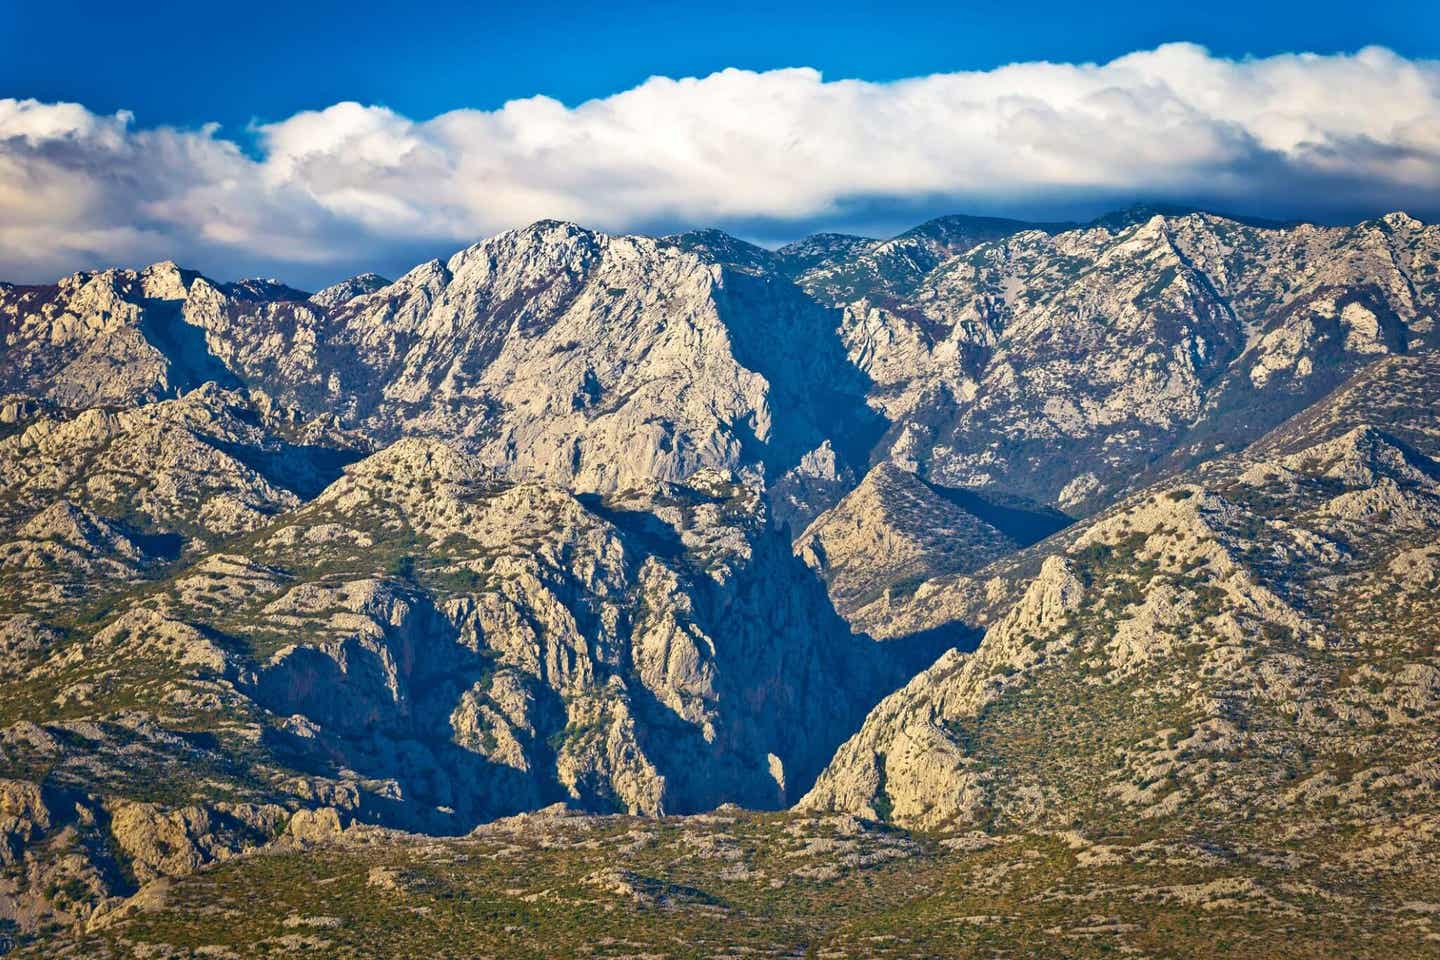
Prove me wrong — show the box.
[1,43,1438,285]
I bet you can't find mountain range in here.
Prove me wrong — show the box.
[1,205,1437,957]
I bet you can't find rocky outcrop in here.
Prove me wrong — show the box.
[803,352,1440,831]
[0,436,933,843]
[795,462,1019,620]
[5,210,1436,522]
[309,273,389,310]
[1,209,1439,949]
[175,221,879,493]
[108,801,284,882]
[869,212,1438,513]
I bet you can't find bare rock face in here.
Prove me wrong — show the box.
[849,212,1440,514]
[308,273,389,310]
[237,442,927,822]
[172,221,879,495]
[1,208,1439,948]
[803,352,1440,832]
[0,386,358,543]
[795,462,1019,620]
[4,211,1434,522]
[0,780,49,863]
[108,801,284,882]
[800,554,1086,826]
[0,432,930,851]
[766,440,858,535]
[285,807,347,845]
[0,780,115,931]
[0,778,285,934]
[794,461,1070,638]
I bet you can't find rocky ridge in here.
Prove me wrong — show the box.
[803,351,1440,835]
[1,206,1439,954]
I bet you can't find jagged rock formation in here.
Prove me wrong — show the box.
[858,212,1439,513]
[793,214,1071,305]
[6,210,1435,518]
[803,352,1440,835]
[308,273,390,310]
[2,206,1440,953]
[0,424,941,930]
[795,462,1065,626]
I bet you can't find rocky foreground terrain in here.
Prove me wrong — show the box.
[1,207,1438,957]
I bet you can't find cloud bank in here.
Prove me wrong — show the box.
[2,43,1438,285]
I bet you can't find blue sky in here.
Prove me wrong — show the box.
[4,0,1434,134]
[1,2,1438,286]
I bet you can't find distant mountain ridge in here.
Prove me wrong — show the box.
[2,204,1439,953]
[8,206,1430,511]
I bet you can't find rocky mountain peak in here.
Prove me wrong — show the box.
[773,232,877,274]
[661,228,779,275]
[309,272,391,310]
[138,261,194,300]
[1379,210,1425,232]
[795,461,1023,623]
[4,207,1440,953]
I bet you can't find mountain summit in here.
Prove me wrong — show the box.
[1,208,1438,956]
